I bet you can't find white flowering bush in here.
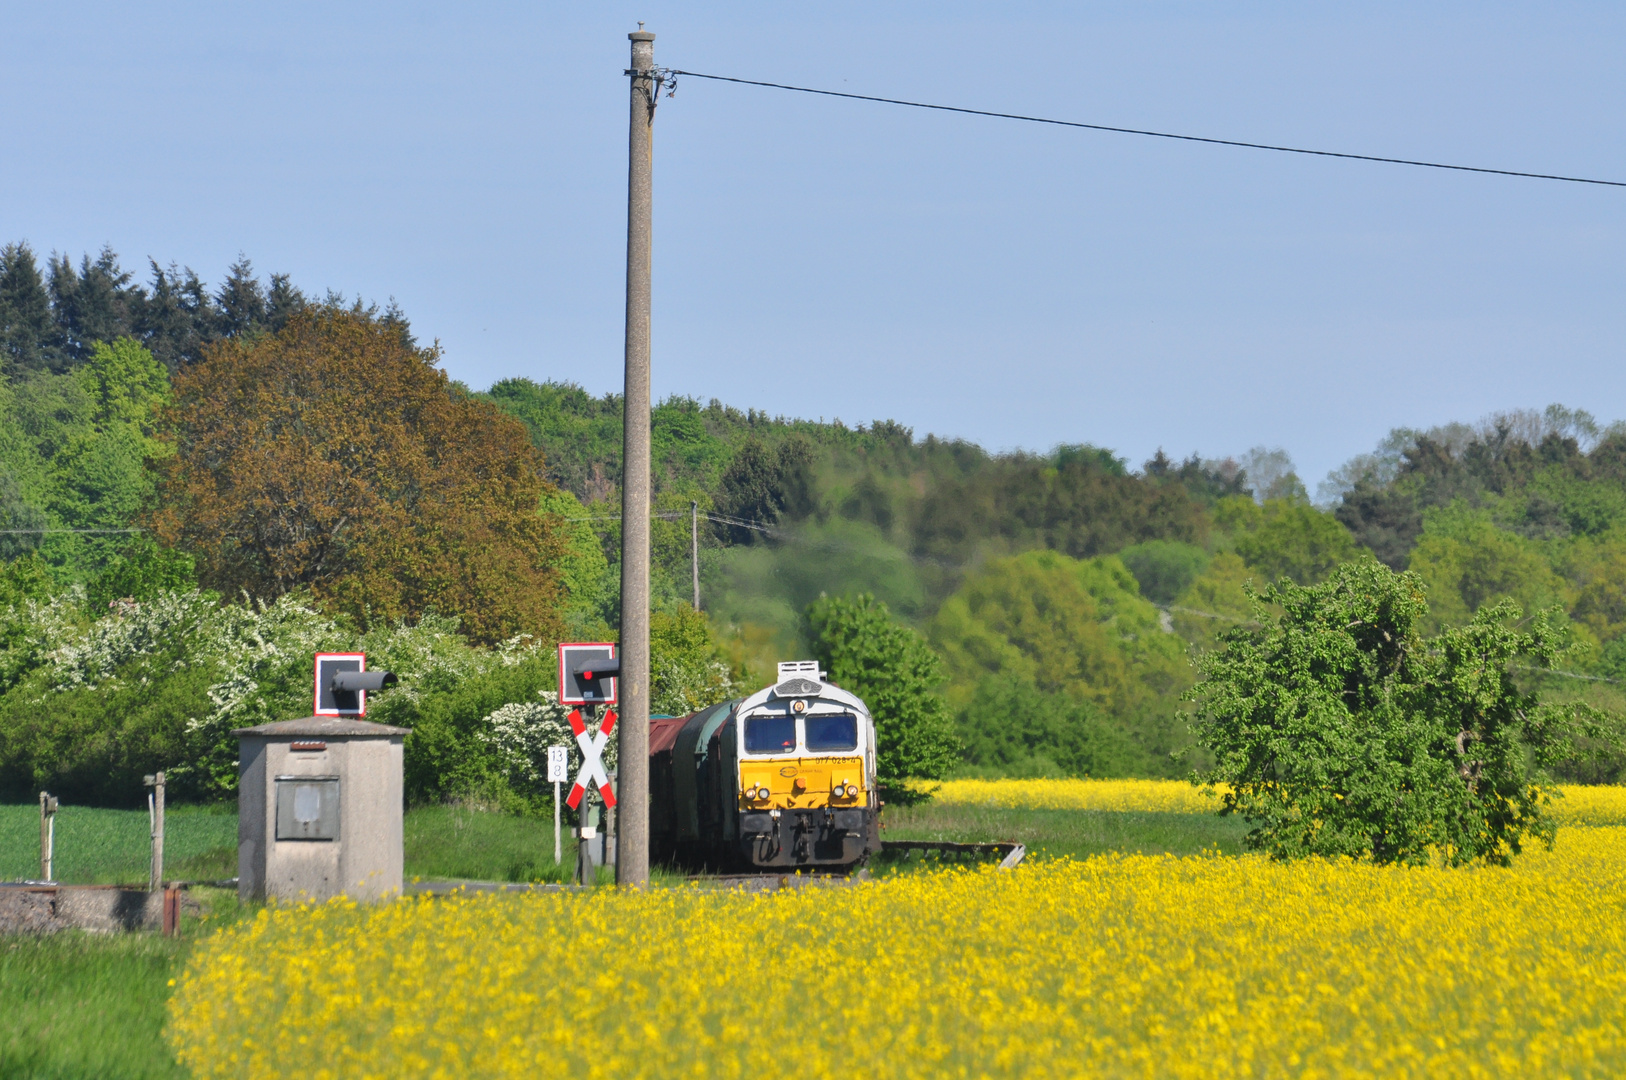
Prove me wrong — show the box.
[653,656,739,717]
[0,582,558,802]
[169,594,348,795]
[49,589,221,691]
[479,691,619,800]
[0,578,741,807]
[0,587,90,691]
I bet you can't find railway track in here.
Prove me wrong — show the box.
[694,840,1027,891]
[403,840,1028,896]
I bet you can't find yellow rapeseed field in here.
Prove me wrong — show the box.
[172,810,1626,1077]
[933,777,1626,826]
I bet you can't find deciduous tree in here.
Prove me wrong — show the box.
[150,307,568,644]
[807,592,960,790]
[1191,560,1611,865]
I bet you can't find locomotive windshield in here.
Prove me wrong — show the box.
[744,714,797,754]
[805,713,859,752]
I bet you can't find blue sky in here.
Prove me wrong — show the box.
[5,3,1623,487]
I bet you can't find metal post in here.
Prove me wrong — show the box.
[553,779,562,865]
[578,788,596,887]
[691,500,700,611]
[604,770,617,870]
[145,771,166,890]
[39,790,57,884]
[162,885,181,937]
[618,25,656,887]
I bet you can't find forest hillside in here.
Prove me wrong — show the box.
[1,243,1621,803]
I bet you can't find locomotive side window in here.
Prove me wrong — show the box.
[744,714,797,754]
[805,713,858,752]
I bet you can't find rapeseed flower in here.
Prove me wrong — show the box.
[171,809,1626,1077]
[934,777,1626,826]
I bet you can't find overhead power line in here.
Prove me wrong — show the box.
[667,69,1626,189]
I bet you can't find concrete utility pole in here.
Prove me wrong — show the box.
[617,25,656,887]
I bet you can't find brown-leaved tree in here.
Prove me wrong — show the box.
[149,307,567,644]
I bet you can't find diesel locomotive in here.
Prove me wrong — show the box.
[648,661,882,871]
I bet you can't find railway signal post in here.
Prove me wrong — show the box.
[619,25,657,888]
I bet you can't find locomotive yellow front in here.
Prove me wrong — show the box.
[648,661,882,871]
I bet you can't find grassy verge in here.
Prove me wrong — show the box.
[879,801,1252,867]
[0,889,237,1080]
[404,804,576,884]
[0,932,187,1080]
[2,799,1250,885]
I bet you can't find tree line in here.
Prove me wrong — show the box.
[2,241,1622,819]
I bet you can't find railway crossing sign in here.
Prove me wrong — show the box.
[566,708,617,810]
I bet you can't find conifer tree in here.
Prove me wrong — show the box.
[0,243,57,375]
[48,247,133,365]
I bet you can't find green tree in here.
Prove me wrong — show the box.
[1191,560,1610,866]
[1169,552,1257,651]
[1569,533,1626,646]
[76,336,170,431]
[86,535,196,610]
[40,338,171,579]
[806,592,960,790]
[650,606,739,716]
[1118,539,1209,605]
[713,435,814,541]
[1220,496,1359,585]
[0,243,59,374]
[928,549,1192,772]
[539,487,613,635]
[955,675,1139,778]
[1407,510,1570,631]
[48,248,133,366]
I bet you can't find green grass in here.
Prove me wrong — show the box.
[0,889,240,1080]
[404,804,578,884]
[1,799,1250,886]
[877,802,1251,873]
[0,804,236,885]
[0,932,187,1080]
[0,802,592,887]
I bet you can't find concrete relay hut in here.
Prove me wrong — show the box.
[236,717,407,904]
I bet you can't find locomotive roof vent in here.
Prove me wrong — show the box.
[774,660,826,698]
